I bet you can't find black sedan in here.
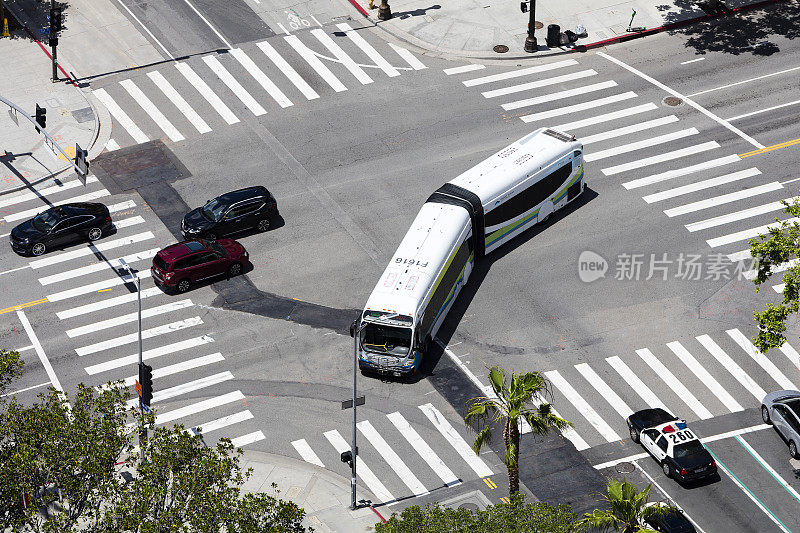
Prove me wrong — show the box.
[181,186,278,241]
[9,203,112,256]
[627,408,676,442]
[644,502,697,533]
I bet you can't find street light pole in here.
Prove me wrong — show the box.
[350,321,359,510]
[119,260,143,436]
[49,0,57,81]
[524,0,537,53]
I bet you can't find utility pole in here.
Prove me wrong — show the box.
[119,259,148,441]
[49,0,60,82]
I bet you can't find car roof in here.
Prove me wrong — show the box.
[157,240,208,262]
[653,420,696,439]
[631,408,676,429]
[49,202,105,216]
[214,186,270,205]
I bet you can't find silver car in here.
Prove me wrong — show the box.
[762,390,800,459]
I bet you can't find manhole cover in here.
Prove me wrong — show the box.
[616,461,636,474]
[493,44,509,53]
[663,96,683,107]
[71,107,94,123]
[535,21,543,29]
[458,503,479,511]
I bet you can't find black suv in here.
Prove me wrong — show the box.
[181,186,278,240]
[10,202,112,256]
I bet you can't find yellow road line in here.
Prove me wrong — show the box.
[0,298,49,315]
[483,477,497,489]
[98,288,112,292]
[740,137,800,158]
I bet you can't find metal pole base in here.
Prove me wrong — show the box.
[524,36,538,53]
[378,2,392,20]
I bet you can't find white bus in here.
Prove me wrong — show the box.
[352,128,584,376]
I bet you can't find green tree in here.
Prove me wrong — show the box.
[575,478,667,533]
[0,348,23,395]
[464,366,571,495]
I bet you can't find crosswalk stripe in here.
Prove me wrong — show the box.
[231,431,266,448]
[155,390,245,425]
[636,348,713,419]
[522,91,637,123]
[30,231,154,269]
[93,88,149,144]
[119,353,225,387]
[337,22,400,77]
[444,64,485,75]
[58,286,163,320]
[664,182,783,217]
[125,370,234,408]
[67,299,193,338]
[667,341,743,412]
[622,154,741,189]
[773,284,786,293]
[325,429,396,504]
[0,176,99,209]
[707,217,800,248]
[463,59,577,86]
[483,70,597,99]
[108,200,138,214]
[202,55,266,116]
[575,363,633,419]
[358,420,429,496]
[193,410,253,436]
[84,334,213,375]
[5,189,110,223]
[112,215,146,231]
[75,316,202,356]
[502,81,618,111]
[727,249,752,262]
[419,403,493,477]
[46,270,153,302]
[106,139,120,151]
[552,103,658,132]
[292,438,325,467]
[175,62,239,124]
[643,168,762,203]
[696,334,767,401]
[602,142,720,177]
[256,40,319,100]
[546,370,621,441]
[532,393,590,450]
[687,199,794,232]
[230,48,293,108]
[387,412,460,487]
[585,128,699,162]
[148,71,212,134]
[581,116,679,145]
[606,356,667,410]
[388,43,426,70]
[727,329,797,391]
[284,35,347,92]
[120,79,185,142]
[311,29,373,85]
[38,246,158,286]
[779,343,800,373]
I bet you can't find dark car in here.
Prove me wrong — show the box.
[181,186,278,240]
[644,503,697,533]
[9,202,112,256]
[151,238,248,293]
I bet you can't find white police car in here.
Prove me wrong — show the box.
[627,408,717,482]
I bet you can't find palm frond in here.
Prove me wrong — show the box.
[488,366,506,398]
[471,426,493,455]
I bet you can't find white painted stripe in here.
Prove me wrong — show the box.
[358,420,429,496]
[106,139,120,151]
[46,270,153,302]
[67,299,193,337]
[522,91,637,123]
[689,66,800,98]
[667,341,743,412]
[112,215,146,231]
[0,176,99,209]
[230,48,293,108]
[643,168,761,203]
[546,370,621,442]
[75,316,202,356]
[585,128,699,162]
[155,391,245,425]
[38,246,157,286]
[202,55,266,116]
[84,334,213,375]
[575,363,633,419]
[636,348,713,419]
[728,99,800,122]
[292,439,325,467]
[419,403,493,477]
[664,182,783,217]
[118,353,225,387]
[696,334,766,401]
[176,62,239,124]
[727,329,797,391]
[502,81,618,111]
[108,200,137,213]
[580,116,679,145]
[444,64,485,75]
[681,57,705,65]
[30,231,154,269]
[388,43,426,70]
[5,189,110,222]
[311,29,372,84]
[743,258,797,280]
[602,142,720,176]
[284,35,347,92]
[148,71,211,134]
[707,217,800,248]
[464,59,578,86]
[622,154,740,189]
[727,249,752,262]
[337,23,400,77]
[58,286,163,320]
[192,410,253,436]
[552,103,658,132]
[688,199,795,233]
[779,343,800,373]
[256,40,319,100]
[18,310,64,394]
[773,283,786,293]
[606,356,667,410]
[483,70,597,99]
[93,88,149,144]
[120,79,184,142]
[126,370,233,408]
[534,393,590,450]
[324,429,396,504]
[387,412,460,487]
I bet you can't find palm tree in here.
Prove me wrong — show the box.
[464,366,571,495]
[575,478,668,532]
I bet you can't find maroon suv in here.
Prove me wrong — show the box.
[151,238,248,293]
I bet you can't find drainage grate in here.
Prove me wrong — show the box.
[616,461,636,474]
[663,96,684,107]
[493,44,509,53]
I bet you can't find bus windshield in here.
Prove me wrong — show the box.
[360,323,412,357]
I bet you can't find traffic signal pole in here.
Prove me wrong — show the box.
[49,0,57,82]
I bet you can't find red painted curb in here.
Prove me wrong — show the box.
[347,0,370,18]
[21,26,78,87]
[368,504,388,522]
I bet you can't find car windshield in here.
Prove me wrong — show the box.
[32,210,61,232]
[201,197,227,222]
[209,241,227,256]
[360,323,412,357]
[674,440,705,458]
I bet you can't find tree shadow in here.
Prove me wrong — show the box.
[1,1,71,42]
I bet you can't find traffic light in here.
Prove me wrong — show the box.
[340,447,357,467]
[34,104,45,132]
[139,363,153,407]
[74,143,88,176]
[50,6,62,33]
